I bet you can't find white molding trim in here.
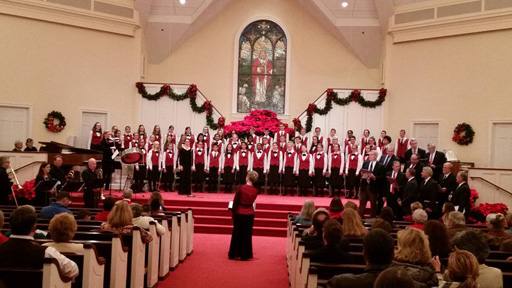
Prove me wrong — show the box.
[0,0,140,37]
[410,119,441,147]
[231,15,292,117]
[80,108,111,130]
[0,102,33,141]
[389,5,512,43]
[488,119,512,168]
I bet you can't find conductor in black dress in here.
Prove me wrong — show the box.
[229,171,259,260]
[178,139,193,195]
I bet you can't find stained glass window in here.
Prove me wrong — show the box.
[237,20,287,114]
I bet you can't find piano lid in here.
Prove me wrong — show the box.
[39,141,101,154]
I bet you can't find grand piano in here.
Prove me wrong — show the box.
[39,141,103,167]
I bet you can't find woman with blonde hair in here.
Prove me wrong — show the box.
[342,208,368,238]
[43,213,84,253]
[294,200,315,225]
[100,200,153,244]
[431,250,480,288]
[394,228,438,287]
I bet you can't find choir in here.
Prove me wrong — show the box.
[81,123,449,203]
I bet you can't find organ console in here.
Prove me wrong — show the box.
[39,141,103,168]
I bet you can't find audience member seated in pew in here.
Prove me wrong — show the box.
[328,197,344,222]
[0,210,7,244]
[302,209,330,250]
[150,198,165,216]
[424,220,452,258]
[142,204,151,216]
[0,206,79,278]
[149,191,166,215]
[344,201,358,212]
[342,208,368,238]
[431,249,480,288]
[373,267,417,288]
[440,202,456,226]
[294,199,315,225]
[75,209,92,221]
[446,211,468,240]
[505,214,512,237]
[40,192,73,219]
[43,213,84,253]
[131,203,166,236]
[409,209,428,231]
[327,228,395,288]
[94,197,115,221]
[3,205,49,239]
[501,239,512,258]
[122,189,133,203]
[310,219,353,264]
[452,230,503,288]
[370,219,392,234]
[393,228,439,287]
[486,213,512,249]
[100,200,153,244]
[404,201,423,223]
[380,207,396,229]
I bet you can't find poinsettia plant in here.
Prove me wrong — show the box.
[224,109,294,140]
[467,202,508,224]
[10,179,36,201]
[470,189,479,207]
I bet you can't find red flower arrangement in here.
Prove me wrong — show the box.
[10,179,36,201]
[217,117,226,129]
[224,109,294,139]
[470,189,479,207]
[468,202,508,224]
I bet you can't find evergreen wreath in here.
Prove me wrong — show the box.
[452,123,475,146]
[135,82,225,130]
[43,111,66,133]
[293,88,387,132]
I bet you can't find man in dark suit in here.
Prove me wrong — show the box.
[0,156,13,205]
[82,158,100,208]
[404,138,426,161]
[418,167,439,219]
[401,168,419,216]
[327,229,395,288]
[359,151,385,218]
[0,206,78,278]
[403,153,424,184]
[449,171,471,215]
[310,219,353,264]
[385,161,406,219]
[425,143,447,181]
[379,146,400,173]
[437,162,458,218]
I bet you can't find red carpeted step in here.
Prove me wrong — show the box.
[167,206,295,219]
[194,224,287,237]
[194,215,286,228]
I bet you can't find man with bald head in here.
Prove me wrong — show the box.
[359,151,385,218]
[81,158,100,208]
[403,153,424,184]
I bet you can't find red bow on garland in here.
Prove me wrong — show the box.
[218,117,226,128]
[378,88,387,101]
[204,101,212,115]
[188,84,197,99]
[307,104,316,116]
[161,84,170,95]
[293,118,302,130]
[326,88,335,100]
[351,90,361,102]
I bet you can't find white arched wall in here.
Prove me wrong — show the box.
[232,15,292,118]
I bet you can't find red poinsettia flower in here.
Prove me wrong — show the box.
[351,90,361,102]
[188,84,197,98]
[135,82,146,93]
[293,118,302,130]
[307,104,316,116]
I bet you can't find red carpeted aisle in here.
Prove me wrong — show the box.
[159,233,288,288]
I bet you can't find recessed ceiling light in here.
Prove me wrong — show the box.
[180,0,186,5]
[341,1,349,8]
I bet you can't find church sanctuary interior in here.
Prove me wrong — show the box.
[2,0,512,287]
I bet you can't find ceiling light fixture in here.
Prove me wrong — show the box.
[180,0,186,5]
[341,1,349,8]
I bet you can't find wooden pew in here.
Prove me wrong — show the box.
[152,215,171,279]
[169,213,180,270]
[61,243,106,288]
[307,263,366,288]
[0,257,74,288]
[178,212,188,262]
[121,227,145,288]
[187,208,194,255]
[146,222,160,288]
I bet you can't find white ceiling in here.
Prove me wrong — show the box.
[138,0,433,67]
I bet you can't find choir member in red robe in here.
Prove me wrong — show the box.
[161,143,177,192]
[282,141,297,196]
[328,144,345,197]
[206,144,221,193]
[221,144,236,193]
[265,142,283,195]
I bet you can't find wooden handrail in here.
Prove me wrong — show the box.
[297,88,383,119]
[469,167,512,172]
[470,176,512,196]
[138,82,224,118]
[13,161,45,173]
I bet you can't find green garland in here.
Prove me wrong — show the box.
[294,88,387,132]
[135,82,225,130]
